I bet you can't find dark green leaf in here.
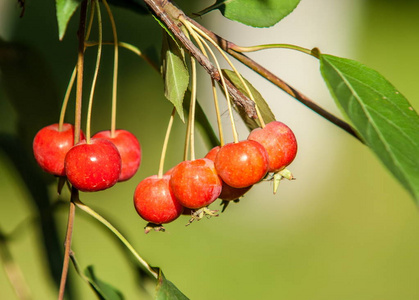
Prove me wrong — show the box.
[55,0,81,40]
[222,69,276,130]
[161,31,189,122]
[197,0,301,28]
[320,54,419,202]
[155,268,189,300]
[84,266,124,300]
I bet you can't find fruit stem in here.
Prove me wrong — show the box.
[211,78,224,146]
[189,56,197,161]
[181,18,238,143]
[74,1,88,145]
[58,188,77,300]
[179,19,225,147]
[58,66,77,132]
[233,43,316,57]
[73,197,158,279]
[158,107,176,178]
[185,20,266,128]
[102,0,118,138]
[85,0,103,144]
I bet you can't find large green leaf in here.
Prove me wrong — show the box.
[55,0,82,40]
[320,54,419,202]
[155,268,189,300]
[197,0,301,28]
[84,266,124,300]
[222,69,276,130]
[161,31,189,122]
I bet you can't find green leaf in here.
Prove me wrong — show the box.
[320,54,419,202]
[84,266,124,300]
[155,268,189,300]
[161,31,189,122]
[197,0,301,28]
[55,0,81,40]
[222,69,276,130]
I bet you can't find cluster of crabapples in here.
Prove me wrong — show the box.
[133,120,297,232]
[32,119,297,232]
[33,123,142,191]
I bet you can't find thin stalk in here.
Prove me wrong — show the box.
[184,19,266,127]
[58,190,77,300]
[102,0,119,137]
[158,107,176,178]
[211,78,224,146]
[74,1,88,144]
[58,67,77,132]
[233,43,315,56]
[73,198,158,279]
[189,56,197,160]
[179,21,224,146]
[59,2,87,297]
[85,0,103,143]
[183,21,238,142]
[185,16,360,141]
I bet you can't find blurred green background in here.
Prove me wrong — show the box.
[1,0,419,299]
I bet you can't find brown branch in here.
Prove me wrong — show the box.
[185,17,360,141]
[143,0,257,118]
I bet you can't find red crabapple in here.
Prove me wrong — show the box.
[33,123,85,176]
[64,138,121,192]
[93,129,141,182]
[133,175,183,226]
[169,158,222,209]
[248,121,297,172]
[214,140,268,188]
[205,146,252,201]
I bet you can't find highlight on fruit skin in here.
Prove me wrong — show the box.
[64,138,122,192]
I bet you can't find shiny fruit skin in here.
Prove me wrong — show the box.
[64,138,121,192]
[248,121,297,172]
[214,140,268,188]
[169,158,222,209]
[93,129,141,182]
[205,146,252,200]
[33,123,85,176]
[134,175,183,224]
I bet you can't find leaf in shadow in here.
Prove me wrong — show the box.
[222,69,276,131]
[155,268,189,300]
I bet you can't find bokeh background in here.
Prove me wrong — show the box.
[1,0,419,299]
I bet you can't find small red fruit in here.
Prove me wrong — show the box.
[248,121,297,172]
[214,140,268,188]
[134,175,183,225]
[64,138,121,192]
[93,129,141,181]
[33,123,85,176]
[169,158,222,209]
[205,146,252,200]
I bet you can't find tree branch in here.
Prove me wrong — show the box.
[143,0,257,118]
[185,17,361,141]
[144,0,360,141]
